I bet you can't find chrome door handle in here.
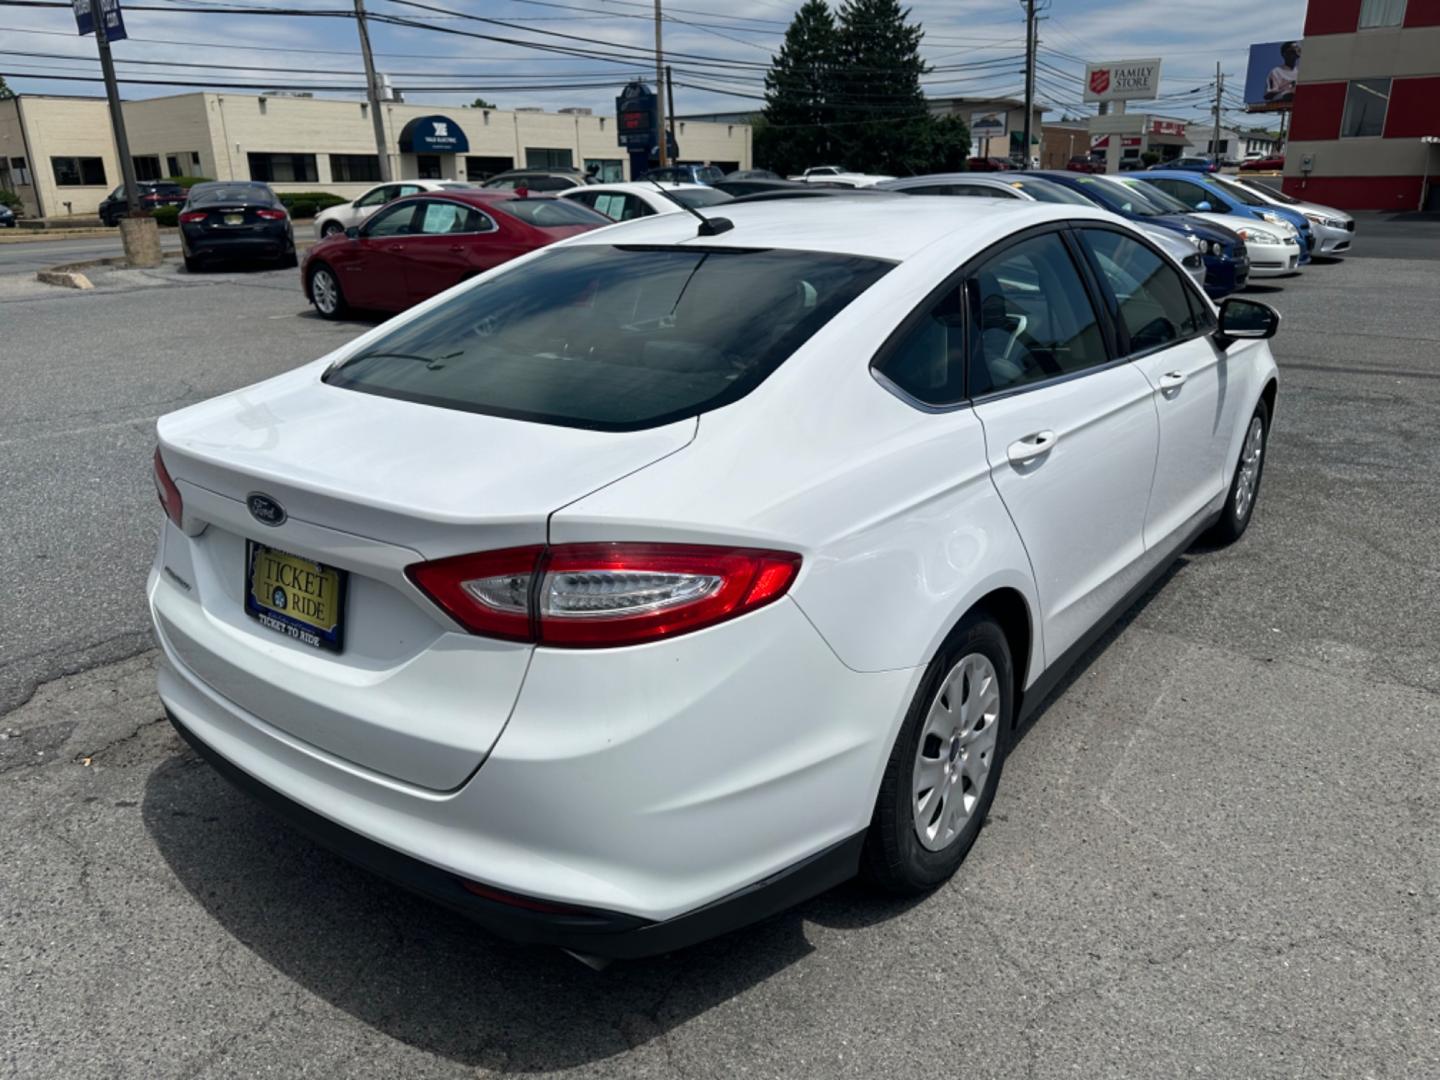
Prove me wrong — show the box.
[1007,430,1057,466]
[1159,371,1187,390]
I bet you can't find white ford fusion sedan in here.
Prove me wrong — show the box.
[149,196,1279,961]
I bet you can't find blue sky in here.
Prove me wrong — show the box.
[2,0,1305,130]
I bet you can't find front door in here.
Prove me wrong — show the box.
[967,230,1159,662]
[342,201,420,310]
[1076,226,1230,547]
[397,200,496,303]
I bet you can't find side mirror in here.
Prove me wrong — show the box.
[1196,201,1213,211]
[1215,297,1280,348]
[345,226,360,240]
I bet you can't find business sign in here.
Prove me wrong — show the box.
[615,81,657,149]
[970,110,1008,138]
[397,115,470,153]
[1244,40,1302,112]
[73,0,127,40]
[1083,58,1161,103]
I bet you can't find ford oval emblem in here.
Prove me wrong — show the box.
[247,492,287,527]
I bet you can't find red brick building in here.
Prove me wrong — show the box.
[1285,0,1440,210]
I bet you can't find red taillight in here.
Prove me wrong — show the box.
[178,210,208,223]
[406,543,801,648]
[153,447,183,527]
[255,208,288,220]
[459,879,592,915]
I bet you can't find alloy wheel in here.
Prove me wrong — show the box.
[911,652,1000,851]
[311,269,339,315]
[1234,416,1264,521]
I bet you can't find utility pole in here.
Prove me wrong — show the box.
[93,12,139,218]
[1022,0,1036,167]
[665,64,677,163]
[1211,60,1223,162]
[654,0,668,168]
[354,0,393,182]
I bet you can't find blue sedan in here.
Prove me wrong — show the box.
[1151,156,1218,174]
[1134,172,1315,263]
[1019,170,1250,297]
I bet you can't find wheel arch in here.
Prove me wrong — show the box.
[970,586,1034,726]
[1261,376,1277,423]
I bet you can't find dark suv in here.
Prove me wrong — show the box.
[98,181,187,225]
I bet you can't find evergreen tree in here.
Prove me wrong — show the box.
[832,0,961,175]
[756,0,839,176]
[0,75,14,101]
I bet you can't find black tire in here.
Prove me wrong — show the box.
[183,254,202,274]
[320,221,345,238]
[863,613,1013,895]
[278,247,299,270]
[1205,396,1270,545]
[308,263,347,319]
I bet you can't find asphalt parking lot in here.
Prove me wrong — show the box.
[2,224,1438,1078]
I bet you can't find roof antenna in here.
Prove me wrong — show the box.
[644,175,733,236]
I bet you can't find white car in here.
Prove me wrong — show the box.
[556,181,732,221]
[788,165,896,187]
[312,179,473,239]
[1228,177,1355,255]
[149,198,1279,962]
[877,173,1209,290]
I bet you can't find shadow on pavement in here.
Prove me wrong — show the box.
[142,753,910,1071]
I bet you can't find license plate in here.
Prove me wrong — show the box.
[244,541,347,651]
[224,213,244,225]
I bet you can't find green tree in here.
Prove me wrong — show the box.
[831,0,957,175]
[0,74,14,101]
[470,97,496,109]
[755,0,839,176]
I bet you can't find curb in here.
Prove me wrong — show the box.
[36,269,94,289]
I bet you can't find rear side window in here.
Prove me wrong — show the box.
[1080,229,1202,353]
[967,232,1109,396]
[1146,179,1209,210]
[323,245,893,431]
[499,199,609,227]
[874,287,966,404]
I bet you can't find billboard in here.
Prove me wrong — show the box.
[1083,59,1162,103]
[970,110,1008,139]
[1244,40,1302,112]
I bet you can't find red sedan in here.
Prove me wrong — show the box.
[301,190,608,319]
[1239,154,1285,173]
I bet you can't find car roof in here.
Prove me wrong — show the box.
[877,174,1015,189]
[559,196,1119,262]
[563,181,711,195]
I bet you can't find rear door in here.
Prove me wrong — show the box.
[968,229,1159,661]
[1076,226,1229,547]
[343,200,420,310]
[398,199,498,303]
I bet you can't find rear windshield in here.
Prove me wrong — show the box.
[1005,178,1093,206]
[673,188,732,208]
[498,198,610,227]
[323,245,893,431]
[189,184,274,206]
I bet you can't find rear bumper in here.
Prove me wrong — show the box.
[168,705,862,958]
[149,557,915,944]
[182,226,293,261]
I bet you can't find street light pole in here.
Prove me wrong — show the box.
[1022,0,1036,167]
[354,0,393,182]
[93,12,139,218]
[654,0,668,168]
[1211,60,1224,163]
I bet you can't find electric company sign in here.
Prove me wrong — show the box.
[1083,58,1162,103]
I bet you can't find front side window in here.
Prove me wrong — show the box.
[591,192,649,220]
[364,202,419,237]
[1341,78,1391,137]
[1146,178,1209,211]
[52,156,107,186]
[967,232,1109,396]
[323,245,893,431]
[874,286,966,405]
[1359,0,1406,26]
[1081,229,1202,354]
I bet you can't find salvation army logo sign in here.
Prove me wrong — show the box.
[1083,58,1161,102]
[1089,68,1111,96]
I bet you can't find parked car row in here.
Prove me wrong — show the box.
[152,183,1284,962]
